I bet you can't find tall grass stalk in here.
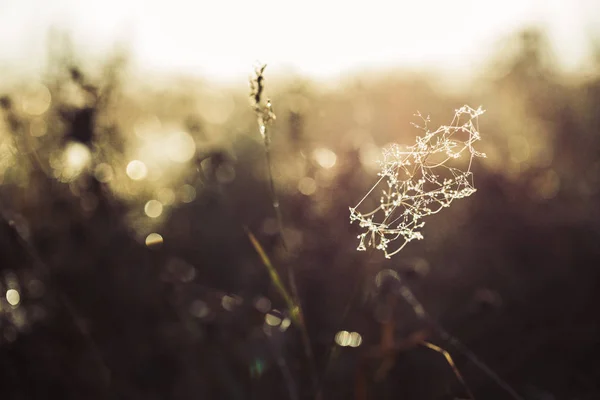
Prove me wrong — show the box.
[248,64,318,394]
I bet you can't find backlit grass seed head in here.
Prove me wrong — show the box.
[350,105,486,258]
[249,63,276,143]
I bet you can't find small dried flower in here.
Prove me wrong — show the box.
[350,105,486,258]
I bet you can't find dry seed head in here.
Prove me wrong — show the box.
[350,105,486,258]
[249,63,276,142]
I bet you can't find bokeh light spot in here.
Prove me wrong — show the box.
[94,163,114,183]
[126,160,148,180]
[134,115,162,139]
[265,310,283,327]
[6,289,20,306]
[144,200,163,218]
[65,142,91,170]
[359,143,381,171]
[29,117,47,137]
[222,295,236,311]
[279,317,291,332]
[178,184,196,203]
[254,297,271,313]
[21,83,51,116]
[57,142,91,181]
[155,188,175,206]
[145,232,164,248]
[298,176,317,195]
[190,300,210,318]
[349,332,363,347]
[166,131,196,163]
[335,330,351,347]
[313,147,337,169]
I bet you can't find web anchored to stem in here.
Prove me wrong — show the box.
[350,105,486,258]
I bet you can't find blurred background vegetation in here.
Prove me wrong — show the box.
[1,8,600,399]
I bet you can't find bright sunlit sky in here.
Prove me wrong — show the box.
[0,0,598,83]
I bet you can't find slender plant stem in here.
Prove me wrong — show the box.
[261,125,319,394]
[250,64,318,395]
[397,280,524,400]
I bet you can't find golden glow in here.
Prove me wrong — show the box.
[29,117,47,137]
[66,142,91,168]
[145,232,164,247]
[298,177,317,196]
[359,143,381,171]
[126,160,148,180]
[0,1,595,82]
[56,141,92,181]
[144,199,163,218]
[197,91,235,124]
[313,148,337,169]
[21,83,51,116]
[166,131,196,163]
[509,135,531,163]
[134,115,162,139]
[6,289,20,306]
